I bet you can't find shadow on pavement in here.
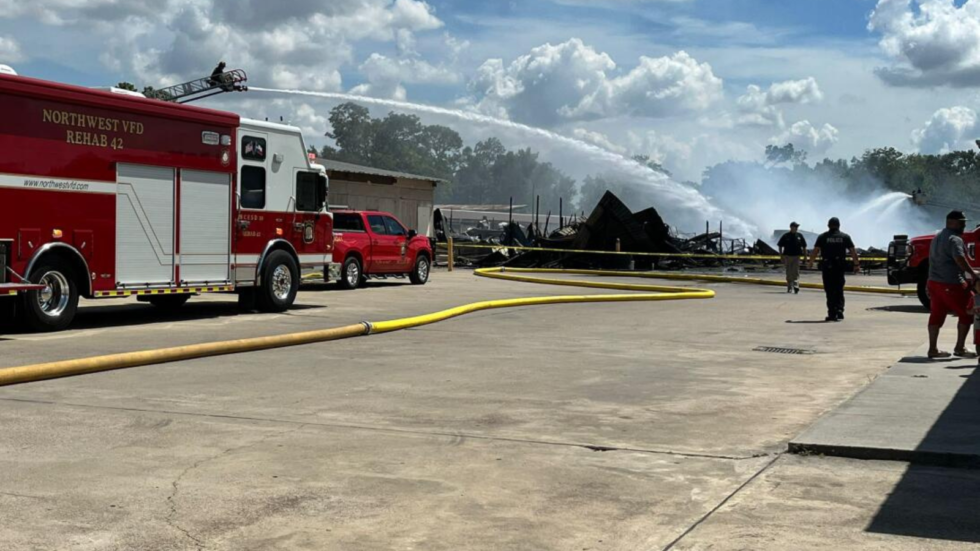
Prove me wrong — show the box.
[866,464,980,543]
[867,367,980,543]
[866,304,929,314]
[1,301,326,334]
[899,356,956,364]
[301,281,407,292]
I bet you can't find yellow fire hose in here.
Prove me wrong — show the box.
[0,268,715,387]
[0,267,916,387]
[497,268,918,296]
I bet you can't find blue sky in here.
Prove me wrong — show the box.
[1,0,980,182]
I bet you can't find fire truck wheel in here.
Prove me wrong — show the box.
[148,294,191,312]
[409,254,430,285]
[258,250,299,313]
[21,258,79,332]
[339,256,363,290]
[916,280,930,310]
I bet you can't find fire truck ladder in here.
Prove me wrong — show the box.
[151,69,248,104]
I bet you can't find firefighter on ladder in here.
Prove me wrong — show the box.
[210,61,233,91]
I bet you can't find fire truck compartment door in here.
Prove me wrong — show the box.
[116,164,175,285]
[179,169,231,283]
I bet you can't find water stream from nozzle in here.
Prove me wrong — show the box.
[249,87,757,237]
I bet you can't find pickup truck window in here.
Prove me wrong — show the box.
[334,213,365,232]
[367,215,388,235]
[384,216,407,236]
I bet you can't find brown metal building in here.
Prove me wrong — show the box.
[319,159,442,237]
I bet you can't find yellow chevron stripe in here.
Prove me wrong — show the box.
[95,286,233,298]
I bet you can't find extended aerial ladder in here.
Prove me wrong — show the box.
[149,69,248,104]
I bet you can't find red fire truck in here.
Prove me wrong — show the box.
[0,72,334,332]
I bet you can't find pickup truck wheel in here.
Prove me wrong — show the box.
[339,257,363,290]
[257,250,299,313]
[409,255,430,285]
[147,294,191,312]
[20,258,79,332]
[917,279,930,310]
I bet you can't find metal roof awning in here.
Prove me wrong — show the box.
[318,158,445,185]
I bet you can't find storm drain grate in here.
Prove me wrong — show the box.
[753,346,815,355]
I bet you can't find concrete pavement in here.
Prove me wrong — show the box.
[0,269,976,550]
[791,346,980,468]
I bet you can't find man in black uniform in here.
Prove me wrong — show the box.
[809,217,860,321]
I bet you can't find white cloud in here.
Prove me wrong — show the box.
[911,106,980,153]
[443,32,470,62]
[736,77,823,127]
[628,130,694,167]
[568,51,724,120]
[771,120,839,154]
[0,35,24,63]
[1,0,445,92]
[350,52,459,100]
[571,128,627,154]
[868,0,980,87]
[470,38,722,126]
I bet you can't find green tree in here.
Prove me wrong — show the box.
[765,143,807,166]
[326,103,377,164]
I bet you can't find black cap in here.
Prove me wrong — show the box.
[947,210,968,221]
[790,221,800,228]
[828,217,840,228]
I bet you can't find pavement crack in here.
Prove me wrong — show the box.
[660,453,782,551]
[0,397,763,461]
[164,423,308,549]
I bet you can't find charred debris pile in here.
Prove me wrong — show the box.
[433,191,886,270]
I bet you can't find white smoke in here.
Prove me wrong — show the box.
[249,86,757,236]
[701,162,934,248]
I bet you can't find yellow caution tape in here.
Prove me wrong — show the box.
[437,242,888,263]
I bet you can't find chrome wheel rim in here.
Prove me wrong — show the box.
[37,271,70,318]
[417,258,429,281]
[346,263,360,287]
[271,265,292,300]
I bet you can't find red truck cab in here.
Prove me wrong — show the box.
[330,210,432,289]
[887,230,979,308]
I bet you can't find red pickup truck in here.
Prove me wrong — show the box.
[330,210,432,289]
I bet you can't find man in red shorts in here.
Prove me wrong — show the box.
[927,210,978,359]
